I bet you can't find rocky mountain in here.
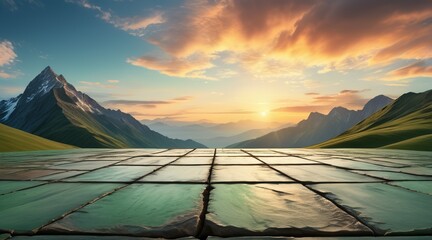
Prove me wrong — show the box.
[313,90,432,151]
[0,66,205,148]
[229,95,393,148]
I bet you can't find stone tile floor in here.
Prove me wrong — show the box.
[0,148,431,240]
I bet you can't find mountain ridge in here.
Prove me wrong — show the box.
[228,95,393,148]
[312,89,432,151]
[0,66,205,148]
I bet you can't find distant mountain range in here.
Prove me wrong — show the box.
[313,90,432,151]
[0,66,205,148]
[142,119,287,147]
[229,95,393,148]
[0,123,74,152]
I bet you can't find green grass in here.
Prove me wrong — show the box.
[383,134,432,151]
[312,90,432,151]
[0,123,75,152]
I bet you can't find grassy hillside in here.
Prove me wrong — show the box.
[0,123,75,152]
[312,90,432,151]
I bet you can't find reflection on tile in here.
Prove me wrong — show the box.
[52,161,117,170]
[152,149,191,156]
[43,184,205,238]
[274,165,376,182]
[311,183,432,235]
[173,156,213,165]
[0,168,30,175]
[316,159,395,171]
[214,157,262,165]
[139,166,210,182]
[212,166,292,182]
[37,171,87,180]
[0,183,120,233]
[258,156,316,165]
[0,181,45,195]
[0,169,65,180]
[399,166,432,176]
[118,157,177,165]
[390,181,432,195]
[205,184,371,236]
[351,170,432,181]
[66,166,158,182]
[215,149,249,156]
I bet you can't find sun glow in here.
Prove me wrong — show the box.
[260,111,268,117]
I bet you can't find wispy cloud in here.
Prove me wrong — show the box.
[120,13,164,31]
[67,0,164,36]
[0,40,16,66]
[1,0,43,11]
[0,40,18,79]
[127,54,214,80]
[274,89,371,114]
[78,80,118,88]
[387,60,432,80]
[273,105,329,113]
[102,95,194,109]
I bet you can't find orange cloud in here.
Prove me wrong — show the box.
[387,60,432,80]
[273,105,328,113]
[120,13,164,31]
[132,0,432,78]
[275,89,370,114]
[0,40,18,79]
[127,54,214,80]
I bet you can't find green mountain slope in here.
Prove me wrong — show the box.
[313,90,432,151]
[0,123,75,152]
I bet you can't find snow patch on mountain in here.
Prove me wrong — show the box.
[0,95,21,121]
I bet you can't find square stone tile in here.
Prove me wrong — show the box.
[118,157,177,165]
[0,183,120,233]
[310,183,432,235]
[212,165,292,182]
[204,184,372,237]
[139,166,210,182]
[273,165,377,183]
[43,184,205,238]
[172,156,213,165]
[214,157,262,165]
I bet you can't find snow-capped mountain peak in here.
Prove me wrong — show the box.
[15,66,103,114]
[23,66,65,103]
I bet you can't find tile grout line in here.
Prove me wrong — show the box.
[244,149,377,236]
[30,148,196,236]
[196,148,217,240]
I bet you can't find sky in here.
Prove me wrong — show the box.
[0,0,431,124]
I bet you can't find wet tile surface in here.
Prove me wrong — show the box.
[0,148,431,239]
[310,183,432,235]
[43,184,205,238]
[205,184,372,236]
